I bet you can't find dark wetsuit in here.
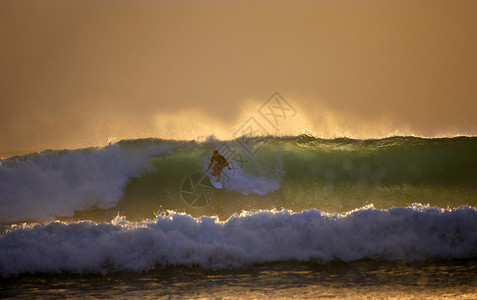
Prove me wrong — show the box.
[211,154,228,175]
[206,151,230,182]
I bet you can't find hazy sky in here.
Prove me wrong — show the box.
[1,0,476,153]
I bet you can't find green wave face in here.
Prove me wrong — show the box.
[2,136,476,223]
[114,136,477,221]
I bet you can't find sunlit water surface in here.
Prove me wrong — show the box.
[2,260,477,299]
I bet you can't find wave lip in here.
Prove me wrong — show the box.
[1,205,477,277]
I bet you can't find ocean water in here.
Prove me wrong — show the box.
[1,136,477,298]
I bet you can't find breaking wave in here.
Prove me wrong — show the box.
[1,205,477,277]
[1,136,476,223]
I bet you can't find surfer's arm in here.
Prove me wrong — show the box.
[224,159,232,170]
[205,159,214,172]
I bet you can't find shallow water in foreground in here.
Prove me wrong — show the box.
[2,260,477,299]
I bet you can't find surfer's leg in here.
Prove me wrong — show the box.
[212,165,219,176]
[216,169,221,182]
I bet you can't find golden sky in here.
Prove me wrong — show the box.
[1,0,477,152]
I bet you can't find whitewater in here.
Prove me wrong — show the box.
[2,205,477,277]
[1,136,477,278]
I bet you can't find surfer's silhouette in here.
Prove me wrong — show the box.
[206,150,231,182]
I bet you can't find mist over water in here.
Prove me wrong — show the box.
[2,1,477,154]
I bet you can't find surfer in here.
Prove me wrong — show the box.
[206,150,231,182]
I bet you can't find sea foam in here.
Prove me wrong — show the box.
[0,143,182,223]
[1,205,476,277]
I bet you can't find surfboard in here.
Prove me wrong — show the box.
[209,178,222,189]
[205,170,223,189]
